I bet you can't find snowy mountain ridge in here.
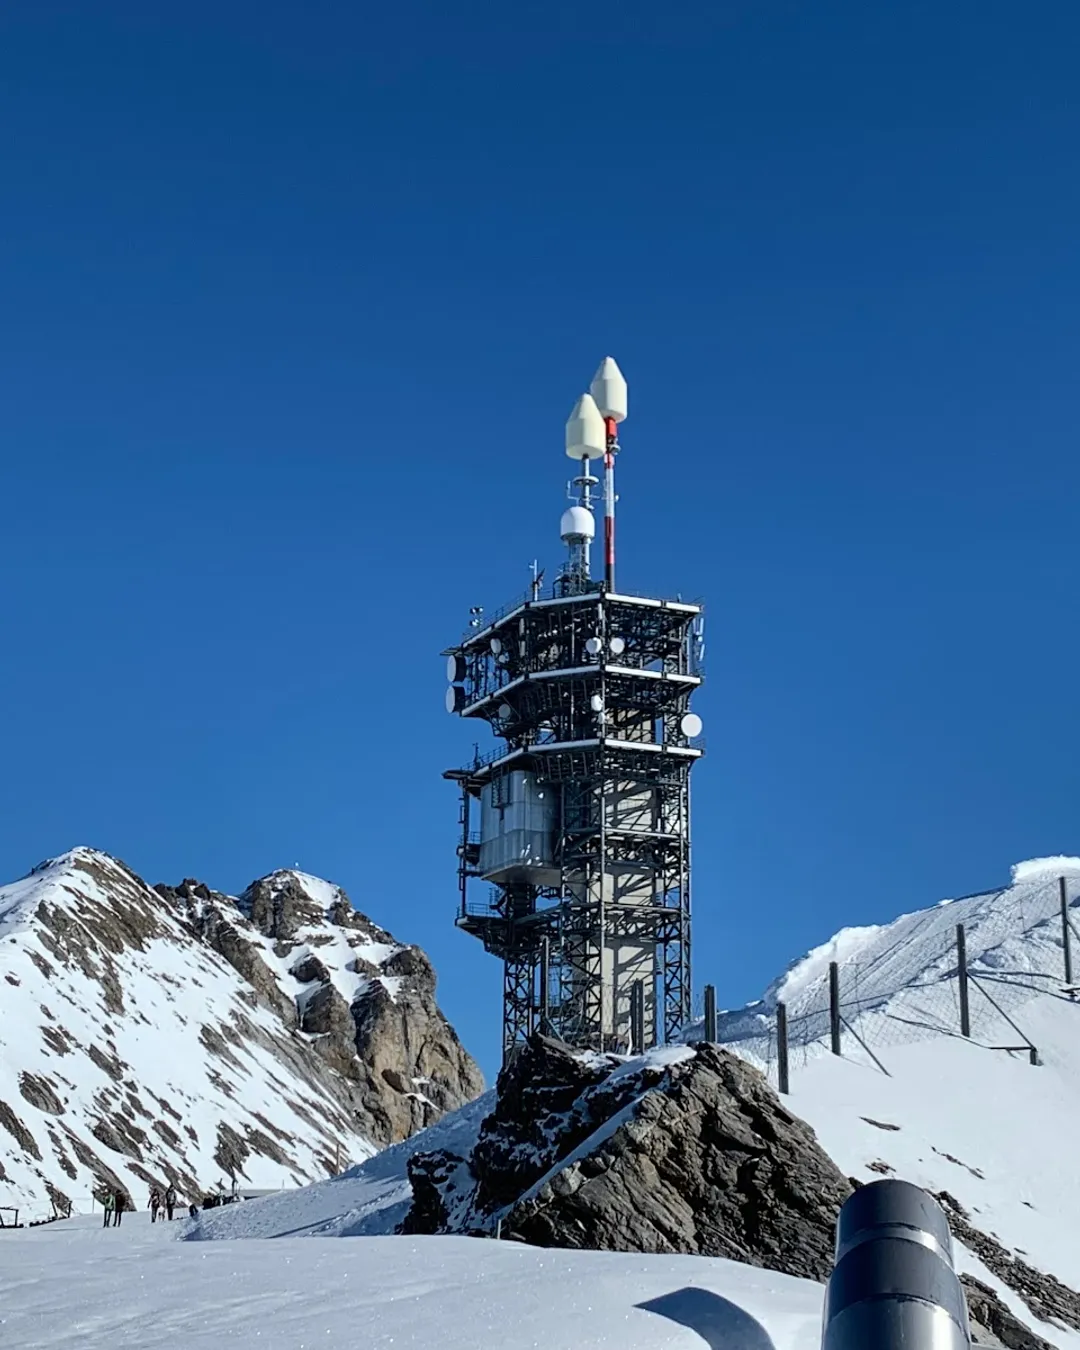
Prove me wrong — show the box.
[0,847,481,1221]
[713,854,1080,1066]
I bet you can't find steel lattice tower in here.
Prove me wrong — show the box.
[443,359,705,1060]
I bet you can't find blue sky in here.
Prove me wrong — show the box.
[2,1,1079,1077]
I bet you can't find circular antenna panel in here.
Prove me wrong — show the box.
[498,704,513,720]
[490,637,502,655]
[446,653,466,683]
[680,712,703,738]
[590,694,604,712]
[609,636,626,656]
[446,685,468,714]
[585,636,602,657]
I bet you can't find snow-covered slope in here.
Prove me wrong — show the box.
[0,848,481,1221]
[701,856,1080,1338]
[3,1212,824,1350]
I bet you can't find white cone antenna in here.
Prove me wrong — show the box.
[565,393,606,460]
[589,357,628,424]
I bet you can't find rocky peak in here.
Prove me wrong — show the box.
[0,847,482,1223]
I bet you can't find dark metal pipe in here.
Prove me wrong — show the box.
[823,1180,972,1350]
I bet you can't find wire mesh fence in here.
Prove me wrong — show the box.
[697,868,1080,1092]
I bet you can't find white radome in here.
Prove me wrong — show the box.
[590,356,628,423]
[560,505,596,541]
[565,392,607,460]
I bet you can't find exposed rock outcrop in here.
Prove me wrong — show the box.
[403,1037,850,1279]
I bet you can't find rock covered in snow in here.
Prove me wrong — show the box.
[161,869,483,1144]
[0,847,482,1221]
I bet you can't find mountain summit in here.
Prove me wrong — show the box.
[0,847,481,1220]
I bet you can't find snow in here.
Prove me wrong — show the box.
[1012,855,1080,883]
[0,1211,825,1350]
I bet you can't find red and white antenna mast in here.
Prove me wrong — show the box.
[589,357,628,591]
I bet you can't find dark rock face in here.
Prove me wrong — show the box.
[403,1037,851,1280]
[961,1275,1054,1350]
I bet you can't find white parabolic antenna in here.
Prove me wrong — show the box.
[565,392,606,460]
[609,635,626,656]
[585,636,602,657]
[446,686,467,714]
[447,653,466,683]
[680,712,703,738]
[590,357,628,423]
[490,637,502,655]
[590,693,604,712]
[499,703,513,720]
[560,505,595,541]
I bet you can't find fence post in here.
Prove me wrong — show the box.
[829,962,841,1055]
[777,1000,790,1094]
[1061,877,1073,988]
[957,923,970,1037]
[703,984,717,1043]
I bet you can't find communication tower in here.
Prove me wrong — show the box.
[443,359,705,1059]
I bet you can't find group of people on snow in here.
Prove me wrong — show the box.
[100,1178,242,1228]
[100,1183,179,1227]
[148,1184,178,1222]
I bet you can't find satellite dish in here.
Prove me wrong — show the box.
[585,636,602,657]
[609,636,626,656]
[446,653,466,683]
[490,638,502,655]
[680,712,703,738]
[446,686,468,714]
[498,703,513,720]
[590,694,604,713]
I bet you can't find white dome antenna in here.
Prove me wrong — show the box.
[560,506,595,542]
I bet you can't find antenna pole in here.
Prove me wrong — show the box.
[603,418,618,590]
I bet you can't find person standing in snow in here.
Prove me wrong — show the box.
[149,1187,161,1223]
[113,1190,126,1226]
[102,1191,115,1228]
[164,1184,177,1221]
